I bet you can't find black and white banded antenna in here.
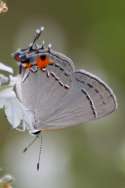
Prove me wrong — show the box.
[37,134,43,171]
[29,26,45,50]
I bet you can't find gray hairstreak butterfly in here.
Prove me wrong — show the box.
[0,26,117,170]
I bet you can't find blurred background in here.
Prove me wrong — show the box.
[0,0,124,188]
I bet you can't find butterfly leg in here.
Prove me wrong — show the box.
[23,131,41,153]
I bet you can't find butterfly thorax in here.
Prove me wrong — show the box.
[14,48,54,74]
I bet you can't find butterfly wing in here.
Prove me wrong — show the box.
[16,51,75,129]
[16,50,117,131]
[41,69,117,129]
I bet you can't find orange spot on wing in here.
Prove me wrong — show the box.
[36,57,54,69]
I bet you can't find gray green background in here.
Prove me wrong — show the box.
[0,0,124,188]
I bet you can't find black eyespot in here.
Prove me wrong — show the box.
[32,130,41,135]
[40,55,46,60]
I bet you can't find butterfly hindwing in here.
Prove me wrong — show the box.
[41,69,117,129]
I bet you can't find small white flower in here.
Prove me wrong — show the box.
[0,62,35,132]
[0,63,13,74]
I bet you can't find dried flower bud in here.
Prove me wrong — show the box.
[0,174,14,188]
[0,1,8,14]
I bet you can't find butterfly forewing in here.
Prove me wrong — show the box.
[16,51,75,129]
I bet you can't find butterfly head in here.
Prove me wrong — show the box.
[12,27,54,75]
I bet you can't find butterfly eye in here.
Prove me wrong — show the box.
[15,54,20,61]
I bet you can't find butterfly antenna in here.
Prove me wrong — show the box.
[37,134,43,171]
[23,134,39,153]
[29,26,44,50]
